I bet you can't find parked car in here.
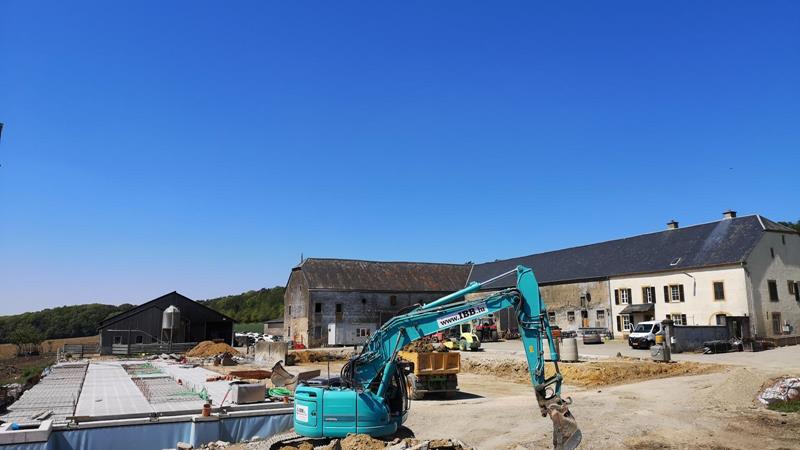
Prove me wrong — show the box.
[582,329,603,344]
[628,320,662,349]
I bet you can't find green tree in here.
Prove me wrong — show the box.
[778,220,800,233]
[10,324,43,356]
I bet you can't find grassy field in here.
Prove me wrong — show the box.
[0,335,100,360]
[0,355,55,384]
[233,322,264,333]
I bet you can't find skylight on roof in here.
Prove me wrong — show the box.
[670,257,682,266]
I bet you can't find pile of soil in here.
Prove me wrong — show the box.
[186,341,241,358]
[340,434,386,450]
[461,358,722,387]
[292,349,353,364]
[402,341,449,353]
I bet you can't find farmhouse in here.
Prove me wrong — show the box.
[469,212,800,338]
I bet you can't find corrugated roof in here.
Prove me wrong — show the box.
[469,215,793,289]
[295,258,471,292]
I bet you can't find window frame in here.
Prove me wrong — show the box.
[547,311,557,324]
[567,311,575,322]
[713,281,725,301]
[314,302,322,313]
[620,288,630,305]
[135,335,144,344]
[670,314,687,325]
[642,286,656,304]
[768,280,779,302]
[596,309,605,321]
[771,312,782,335]
[113,335,122,345]
[788,280,796,296]
[669,284,683,303]
[621,315,631,331]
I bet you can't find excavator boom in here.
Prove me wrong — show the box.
[293,266,581,449]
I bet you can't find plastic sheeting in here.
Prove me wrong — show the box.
[1,413,293,450]
[220,414,293,443]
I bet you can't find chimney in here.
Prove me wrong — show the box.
[723,209,737,219]
[667,220,679,230]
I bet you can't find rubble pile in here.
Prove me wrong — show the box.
[401,341,448,353]
[758,377,800,405]
[269,434,473,450]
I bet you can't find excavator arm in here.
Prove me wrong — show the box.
[293,266,581,450]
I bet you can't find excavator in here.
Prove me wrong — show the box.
[292,265,582,449]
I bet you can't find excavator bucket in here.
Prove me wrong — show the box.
[546,400,582,450]
[269,361,298,387]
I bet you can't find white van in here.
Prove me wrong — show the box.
[628,320,662,349]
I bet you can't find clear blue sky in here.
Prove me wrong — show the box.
[1,1,798,313]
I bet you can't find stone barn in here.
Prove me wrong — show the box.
[284,258,471,347]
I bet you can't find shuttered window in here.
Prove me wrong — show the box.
[667,284,685,302]
[642,287,656,304]
[614,288,632,304]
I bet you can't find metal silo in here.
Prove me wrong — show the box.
[162,305,180,330]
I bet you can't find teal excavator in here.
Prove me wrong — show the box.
[292,265,581,449]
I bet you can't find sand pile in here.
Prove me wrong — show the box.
[186,341,241,357]
[402,341,449,353]
[461,358,722,387]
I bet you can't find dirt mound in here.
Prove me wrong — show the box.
[461,358,722,387]
[292,349,353,364]
[340,434,386,450]
[278,442,313,450]
[186,341,240,357]
[402,341,449,353]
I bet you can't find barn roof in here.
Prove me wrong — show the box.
[99,291,235,328]
[294,258,471,292]
[469,215,795,289]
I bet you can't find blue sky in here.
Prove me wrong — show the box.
[1,1,798,313]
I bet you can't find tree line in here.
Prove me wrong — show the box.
[0,287,286,345]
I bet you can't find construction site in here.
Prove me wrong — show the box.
[1,299,799,450]
[2,2,800,449]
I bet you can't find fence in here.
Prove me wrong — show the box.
[671,325,730,352]
[762,335,800,347]
[61,344,100,357]
[111,342,198,355]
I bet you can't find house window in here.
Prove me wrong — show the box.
[768,280,779,302]
[135,335,144,344]
[355,328,371,337]
[315,303,322,313]
[113,335,122,344]
[713,282,725,301]
[621,315,631,331]
[715,314,727,326]
[567,311,575,322]
[788,280,796,296]
[287,305,292,315]
[665,284,684,302]
[772,312,782,335]
[596,310,605,321]
[670,314,687,325]
[390,295,397,306]
[547,311,556,324]
[615,288,632,305]
[335,303,343,313]
[642,287,656,304]
[313,326,322,339]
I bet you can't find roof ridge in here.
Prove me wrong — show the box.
[302,257,469,266]
[479,215,760,264]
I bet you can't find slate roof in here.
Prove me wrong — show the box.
[294,258,471,292]
[469,215,796,289]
